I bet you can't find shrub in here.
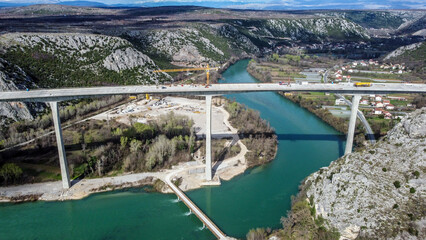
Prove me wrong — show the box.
[0,163,23,184]
[246,228,266,240]
[413,171,420,179]
[393,181,401,188]
[410,187,416,193]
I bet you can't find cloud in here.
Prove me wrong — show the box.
[363,4,392,9]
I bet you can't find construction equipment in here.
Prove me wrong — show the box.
[153,64,219,85]
[354,82,372,87]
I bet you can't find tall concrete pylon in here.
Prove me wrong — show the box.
[345,95,361,155]
[50,102,71,189]
[205,95,212,181]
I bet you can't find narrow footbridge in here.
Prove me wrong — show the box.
[165,173,229,240]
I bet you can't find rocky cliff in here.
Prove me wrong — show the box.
[301,108,425,239]
[125,24,259,67]
[384,42,424,60]
[235,17,369,43]
[0,58,37,123]
[0,33,171,87]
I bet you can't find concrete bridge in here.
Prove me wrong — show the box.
[1,82,425,190]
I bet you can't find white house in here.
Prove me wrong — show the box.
[376,102,384,108]
[383,100,390,106]
[375,95,382,102]
[384,111,392,119]
[374,108,383,115]
[360,99,369,105]
[335,98,346,105]
[386,104,395,110]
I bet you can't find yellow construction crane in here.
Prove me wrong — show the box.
[153,64,219,85]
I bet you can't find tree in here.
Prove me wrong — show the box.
[120,136,128,148]
[129,139,142,153]
[133,122,155,139]
[246,228,266,240]
[145,135,174,170]
[0,163,23,184]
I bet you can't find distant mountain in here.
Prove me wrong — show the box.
[0,2,32,8]
[58,1,107,7]
[2,0,423,10]
[396,15,426,36]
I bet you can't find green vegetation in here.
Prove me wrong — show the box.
[342,11,404,29]
[409,187,416,193]
[0,163,23,184]
[246,228,268,240]
[225,101,277,167]
[393,181,401,188]
[274,183,340,239]
[413,171,420,179]
[284,93,347,133]
[366,116,398,136]
[384,42,426,83]
[2,38,165,88]
[247,57,306,83]
[0,111,197,186]
[238,18,367,43]
[194,24,231,61]
[1,95,127,149]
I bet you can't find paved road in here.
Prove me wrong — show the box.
[1,83,425,102]
[336,94,376,144]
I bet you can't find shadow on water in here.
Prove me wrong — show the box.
[277,133,346,156]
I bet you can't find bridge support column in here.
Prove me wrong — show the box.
[205,95,212,181]
[345,95,361,155]
[50,101,71,189]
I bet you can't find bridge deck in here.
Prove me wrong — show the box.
[0,83,425,102]
[165,175,228,240]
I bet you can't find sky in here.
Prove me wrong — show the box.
[1,0,425,10]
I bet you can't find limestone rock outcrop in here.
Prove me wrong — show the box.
[303,108,426,239]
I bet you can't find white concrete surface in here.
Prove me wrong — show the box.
[49,102,71,189]
[1,83,425,103]
[205,95,212,181]
[345,95,361,155]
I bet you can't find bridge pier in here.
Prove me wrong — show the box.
[49,101,71,189]
[345,95,361,155]
[205,95,212,181]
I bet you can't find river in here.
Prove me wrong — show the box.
[0,59,345,240]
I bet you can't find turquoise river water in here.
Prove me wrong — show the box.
[0,59,345,240]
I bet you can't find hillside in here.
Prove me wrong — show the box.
[396,15,426,36]
[0,57,38,124]
[272,108,426,239]
[383,41,426,82]
[0,33,172,87]
[319,10,425,30]
[230,17,369,43]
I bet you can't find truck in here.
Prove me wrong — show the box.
[354,82,372,87]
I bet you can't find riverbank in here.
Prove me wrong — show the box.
[0,59,345,240]
[245,61,371,149]
[0,99,255,202]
